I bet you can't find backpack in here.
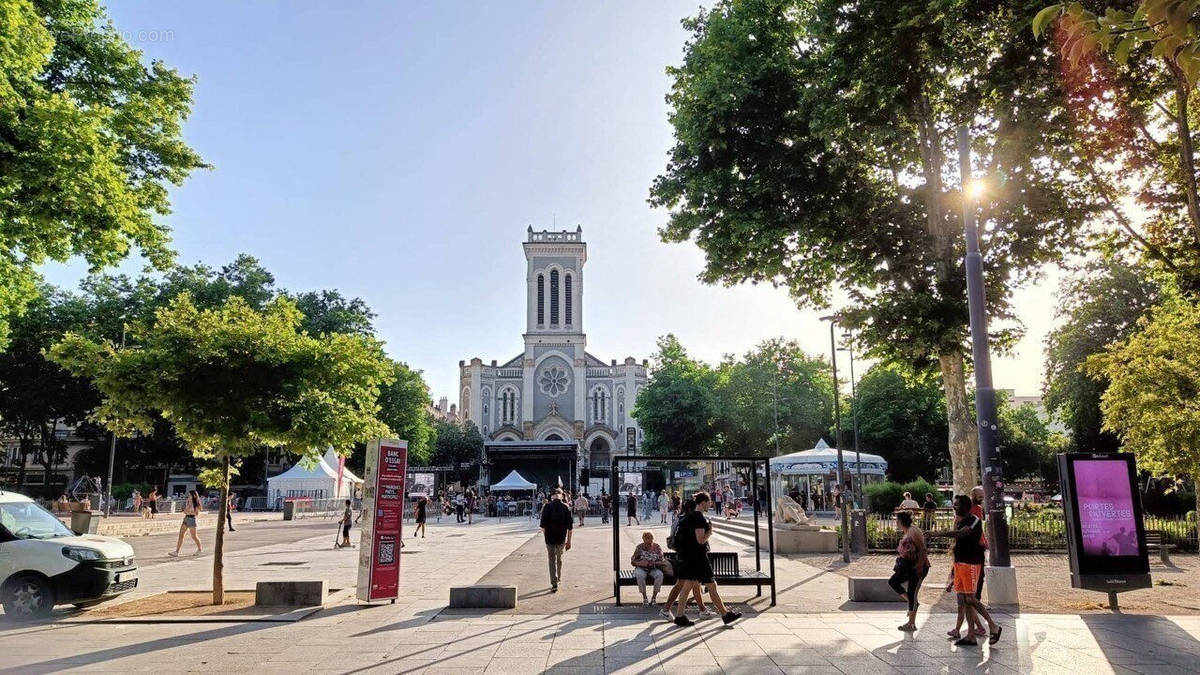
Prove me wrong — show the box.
[666,516,682,551]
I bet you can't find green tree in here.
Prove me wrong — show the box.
[996,396,1066,486]
[1034,2,1200,290]
[714,338,834,456]
[431,418,484,482]
[1084,290,1200,515]
[633,335,721,456]
[50,294,392,604]
[1044,260,1161,452]
[376,361,435,465]
[0,286,99,493]
[850,365,949,483]
[650,0,1094,492]
[0,0,206,348]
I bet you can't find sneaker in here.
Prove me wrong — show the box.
[722,611,742,625]
[698,609,716,618]
[551,585,558,593]
[673,616,695,627]
[659,607,674,620]
[642,598,651,607]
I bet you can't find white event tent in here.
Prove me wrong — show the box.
[490,470,537,492]
[267,448,363,504]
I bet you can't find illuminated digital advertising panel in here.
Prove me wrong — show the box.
[1057,452,1150,593]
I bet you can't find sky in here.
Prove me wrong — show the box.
[40,1,1059,403]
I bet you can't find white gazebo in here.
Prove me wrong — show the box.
[266,448,363,507]
[769,439,888,511]
[490,470,537,493]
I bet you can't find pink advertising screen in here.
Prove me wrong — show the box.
[1075,459,1138,556]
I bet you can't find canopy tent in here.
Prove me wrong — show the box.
[490,470,537,492]
[769,439,888,476]
[266,448,363,504]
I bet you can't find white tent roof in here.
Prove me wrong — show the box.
[267,448,362,499]
[769,439,888,476]
[490,470,537,491]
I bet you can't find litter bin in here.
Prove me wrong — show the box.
[70,510,101,535]
[850,509,868,554]
[282,500,295,521]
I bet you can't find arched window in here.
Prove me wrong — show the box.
[550,270,560,325]
[565,274,573,325]
[536,274,545,325]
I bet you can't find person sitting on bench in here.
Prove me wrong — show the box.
[631,530,667,606]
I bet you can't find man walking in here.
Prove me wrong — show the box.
[669,491,741,627]
[658,490,669,524]
[574,491,590,527]
[454,492,465,523]
[539,488,574,592]
[600,490,610,524]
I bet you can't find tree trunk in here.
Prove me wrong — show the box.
[939,351,979,494]
[1171,69,1200,246]
[212,455,231,605]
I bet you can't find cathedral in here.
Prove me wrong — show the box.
[459,227,647,492]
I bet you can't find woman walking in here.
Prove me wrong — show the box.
[169,490,203,557]
[889,510,930,631]
[147,487,159,519]
[413,495,428,538]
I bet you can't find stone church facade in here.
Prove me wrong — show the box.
[459,227,647,484]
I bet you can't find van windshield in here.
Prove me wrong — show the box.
[0,501,75,539]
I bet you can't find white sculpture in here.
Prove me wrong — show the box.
[775,495,816,527]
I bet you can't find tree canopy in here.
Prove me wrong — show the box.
[633,335,721,456]
[1043,260,1161,452]
[849,365,948,483]
[651,0,1093,491]
[0,0,206,348]
[50,293,394,604]
[376,361,435,465]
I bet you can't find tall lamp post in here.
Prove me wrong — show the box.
[104,323,126,516]
[958,127,1016,602]
[838,334,863,506]
[819,314,850,563]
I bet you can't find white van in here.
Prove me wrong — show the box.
[0,490,138,619]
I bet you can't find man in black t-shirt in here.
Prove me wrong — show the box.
[668,491,741,627]
[539,488,574,592]
[932,495,1000,647]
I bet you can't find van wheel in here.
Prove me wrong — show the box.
[2,575,54,619]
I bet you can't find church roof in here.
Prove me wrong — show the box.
[499,354,523,368]
[584,352,608,367]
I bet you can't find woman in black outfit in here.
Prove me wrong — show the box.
[413,496,428,538]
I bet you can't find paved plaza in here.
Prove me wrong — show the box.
[2,517,1199,673]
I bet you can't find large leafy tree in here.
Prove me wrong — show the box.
[1043,260,1161,452]
[651,0,1093,491]
[0,0,206,348]
[376,361,435,465]
[633,335,721,456]
[1034,2,1200,290]
[50,294,393,604]
[850,365,949,483]
[0,286,98,493]
[1084,290,1200,514]
[996,395,1066,486]
[715,338,834,455]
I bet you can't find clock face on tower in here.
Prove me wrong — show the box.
[539,366,570,398]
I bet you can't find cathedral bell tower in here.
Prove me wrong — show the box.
[525,225,585,335]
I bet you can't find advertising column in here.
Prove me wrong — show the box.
[357,438,408,603]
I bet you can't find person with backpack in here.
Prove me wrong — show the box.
[667,491,741,627]
[659,498,711,621]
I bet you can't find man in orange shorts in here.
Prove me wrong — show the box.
[937,495,1000,647]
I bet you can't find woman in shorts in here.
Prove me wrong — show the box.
[169,490,203,557]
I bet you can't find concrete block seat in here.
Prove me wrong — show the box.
[449,584,517,608]
[847,577,903,602]
[616,552,769,588]
[256,580,327,606]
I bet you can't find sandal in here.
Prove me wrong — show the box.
[946,630,961,639]
[953,637,979,647]
[989,626,1003,645]
[898,623,917,632]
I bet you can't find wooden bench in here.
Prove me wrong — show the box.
[616,551,769,588]
[1146,530,1175,564]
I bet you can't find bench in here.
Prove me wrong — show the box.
[616,552,769,590]
[847,577,902,602]
[1146,530,1175,564]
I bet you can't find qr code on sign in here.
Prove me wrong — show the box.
[377,541,395,565]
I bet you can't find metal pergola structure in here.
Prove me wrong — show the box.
[609,454,777,607]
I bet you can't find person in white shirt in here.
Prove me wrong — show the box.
[658,491,669,523]
[898,491,921,510]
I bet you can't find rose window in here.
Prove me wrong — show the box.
[539,366,569,397]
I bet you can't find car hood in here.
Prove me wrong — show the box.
[54,534,136,560]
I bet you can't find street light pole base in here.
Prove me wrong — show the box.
[984,565,1019,605]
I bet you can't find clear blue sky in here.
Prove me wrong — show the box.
[41,1,1053,402]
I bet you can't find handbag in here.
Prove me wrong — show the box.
[658,558,674,578]
[893,555,914,574]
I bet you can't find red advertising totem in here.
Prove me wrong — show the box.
[357,438,408,603]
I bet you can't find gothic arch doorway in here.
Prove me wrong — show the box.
[589,437,610,477]
[545,433,563,441]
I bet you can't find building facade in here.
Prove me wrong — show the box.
[459,227,647,488]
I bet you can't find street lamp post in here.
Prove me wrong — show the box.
[958,127,1015,601]
[839,335,863,506]
[104,324,126,517]
[820,315,850,563]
